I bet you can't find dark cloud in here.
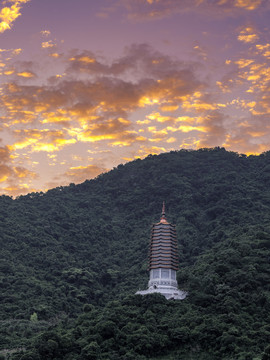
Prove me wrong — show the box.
[0,163,12,181]
[0,145,11,164]
[66,43,200,79]
[64,164,107,184]
[195,111,227,148]
[46,164,107,189]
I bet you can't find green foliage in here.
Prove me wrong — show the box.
[30,312,38,322]
[0,148,270,359]
[262,346,270,360]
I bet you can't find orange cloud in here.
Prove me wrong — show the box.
[40,109,73,125]
[182,100,218,112]
[42,40,56,49]
[193,45,208,60]
[4,69,15,75]
[234,59,254,68]
[2,39,269,196]
[0,144,38,195]
[256,44,270,59]
[13,166,38,179]
[179,125,208,133]
[70,117,145,147]
[137,145,166,157]
[40,30,51,37]
[188,111,226,148]
[1,44,205,143]
[11,129,77,152]
[0,0,30,33]
[0,164,12,182]
[70,55,96,64]
[119,0,265,21]
[67,50,110,74]
[237,26,259,43]
[64,164,107,184]
[223,133,269,155]
[234,0,262,10]
[159,104,179,112]
[233,57,270,115]
[49,53,61,58]
[146,112,173,123]
[17,71,35,78]
[167,137,176,143]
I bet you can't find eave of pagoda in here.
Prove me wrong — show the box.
[148,203,179,272]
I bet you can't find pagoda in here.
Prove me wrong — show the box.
[136,203,187,300]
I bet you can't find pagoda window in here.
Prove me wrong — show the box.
[161,269,170,278]
[153,269,160,278]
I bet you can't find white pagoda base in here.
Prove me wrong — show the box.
[136,268,187,300]
[136,286,187,300]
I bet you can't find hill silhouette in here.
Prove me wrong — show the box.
[0,147,269,359]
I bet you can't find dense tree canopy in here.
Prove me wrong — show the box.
[0,148,269,359]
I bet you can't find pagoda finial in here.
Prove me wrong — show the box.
[162,201,165,216]
[160,201,167,222]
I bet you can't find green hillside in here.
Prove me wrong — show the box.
[0,148,270,359]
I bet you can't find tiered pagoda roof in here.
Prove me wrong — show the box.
[149,202,179,271]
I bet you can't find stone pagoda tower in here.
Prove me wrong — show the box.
[136,203,187,300]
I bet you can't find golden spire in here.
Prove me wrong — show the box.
[160,201,167,223]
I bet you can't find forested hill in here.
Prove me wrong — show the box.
[1,147,270,360]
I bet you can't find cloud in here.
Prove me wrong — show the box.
[69,117,146,147]
[227,43,270,116]
[0,58,36,81]
[237,26,260,43]
[13,166,38,179]
[64,164,107,184]
[2,37,270,194]
[193,111,227,148]
[0,47,22,72]
[0,144,38,196]
[40,30,51,37]
[256,44,270,59]
[193,45,208,61]
[136,145,167,158]
[16,71,35,77]
[0,146,10,163]
[212,37,270,156]
[45,163,108,190]
[0,47,22,56]
[1,44,203,153]
[234,59,254,68]
[11,129,77,152]
[66,43,201,82]
[117,0,266,21]
[0,0,30,33]
[214,36,270,152]
[223,116,270,154]
[144,109,227,148]
[0,146,13,183]
[42,40,57,49]
[0,81,70,125]
[234,0,263,10]
[0,43,207,194]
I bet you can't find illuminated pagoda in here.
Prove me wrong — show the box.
[136,203,187,300]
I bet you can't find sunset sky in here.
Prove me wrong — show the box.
[1,0,270,196]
